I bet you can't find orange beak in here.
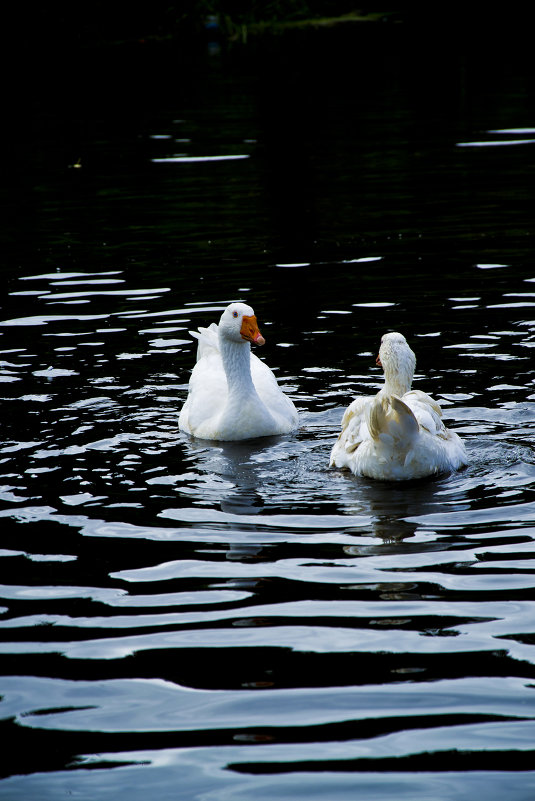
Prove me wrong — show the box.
[240,314,265,346]
[376,353,382,367]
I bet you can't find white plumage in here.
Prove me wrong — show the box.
[330,332,468,480]
[179,302,298,441]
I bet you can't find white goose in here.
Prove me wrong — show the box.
[179,302,298,441]
[330,332,468,480]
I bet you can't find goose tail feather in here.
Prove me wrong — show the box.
[368,394,419,445]
[189,323,220,360]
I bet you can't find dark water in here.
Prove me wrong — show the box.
[1,17,535,800]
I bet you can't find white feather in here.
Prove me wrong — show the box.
[179,303,298,441]
[330,332,468,480]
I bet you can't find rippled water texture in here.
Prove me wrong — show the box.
[1,15,535,801]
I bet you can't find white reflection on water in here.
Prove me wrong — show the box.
[1,674,532,731]
[152,155,250,163]
[1,262,535,799]
[457,139,535,147]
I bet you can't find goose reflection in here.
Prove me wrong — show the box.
[180,434,288,509]
[338,470,459,549]
[220,485,264,515]
[179,426,472,555]
[180,433,293,561]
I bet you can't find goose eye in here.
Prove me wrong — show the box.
[232,311,238,318]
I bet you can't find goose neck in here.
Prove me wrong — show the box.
[382,364,413,397]
[219,334,255,396]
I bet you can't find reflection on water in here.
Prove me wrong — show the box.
[1,15,535,801]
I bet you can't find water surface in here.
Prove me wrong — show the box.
[1,18,535,801]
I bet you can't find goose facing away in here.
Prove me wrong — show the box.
[179,302,298,441]
[329,332,468,481]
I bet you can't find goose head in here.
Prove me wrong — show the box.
[376,332,416,396]
[219,302,266,346]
